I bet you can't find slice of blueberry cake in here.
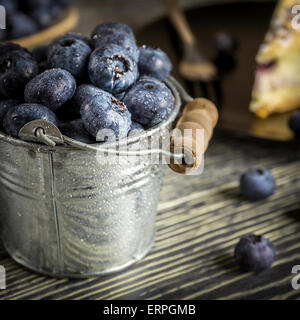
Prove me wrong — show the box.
[250,0,300,118]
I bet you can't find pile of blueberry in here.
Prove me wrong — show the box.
[0,0,70,41]
[0,22,174,143]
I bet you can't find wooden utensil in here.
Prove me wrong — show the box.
[162,0,217,82]
[169,97,218,174]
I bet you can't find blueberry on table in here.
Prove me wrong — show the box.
[289,110,300,138]
[0,50,39,98]
[234,234,275,272]
[24,68,76,111]
[77,84,132,140]
[138,45,172,81]
[0,99,20,126]
[91,24,139,61]
[88,44,138,95]
[47,38,91,79]
[124,76,174,128]
[3,103,58,138]
[59,119,94,144]
[8,12,38,39]
[240,168,276,201]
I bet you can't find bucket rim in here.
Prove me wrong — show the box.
[0,78,182,152]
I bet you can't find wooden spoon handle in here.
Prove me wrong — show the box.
[168,98,218,174]
[161,0,196,45]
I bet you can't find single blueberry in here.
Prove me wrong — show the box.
[29,6,57,29]
[50,32,91,49]
[234,234,275,272]
[240,168,276,201]
[24,68,76,111]
[0,0,18,15]
[0,50,39,98]
[88,44,138,95]
[47,38,91,79]
[138,45,172,81]
[8,12,38,39]
[59,119,94,144]
[124,76,174,128]
[32,45,49,63]
[213,32,238,54]
[3,103,58,138]
[91,27,139,61]
[289,110,300,138]
[0,99,20,127]
[77,84,132,139]
[91,22,136,41]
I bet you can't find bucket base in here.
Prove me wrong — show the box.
[3,234,155,279]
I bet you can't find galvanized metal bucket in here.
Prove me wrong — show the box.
[0,77,183,278]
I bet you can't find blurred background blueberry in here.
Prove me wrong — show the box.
[240,168,276,201]
[0,0,70,40]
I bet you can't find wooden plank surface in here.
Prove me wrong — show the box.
[0,130,300,300]
[0,0,299,301]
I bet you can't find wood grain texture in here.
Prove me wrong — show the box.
[0,131,300,300]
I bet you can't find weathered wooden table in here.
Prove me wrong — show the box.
[0,130,300,300]
[0,0,300,301]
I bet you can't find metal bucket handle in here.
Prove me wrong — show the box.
[18,76,218,174]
